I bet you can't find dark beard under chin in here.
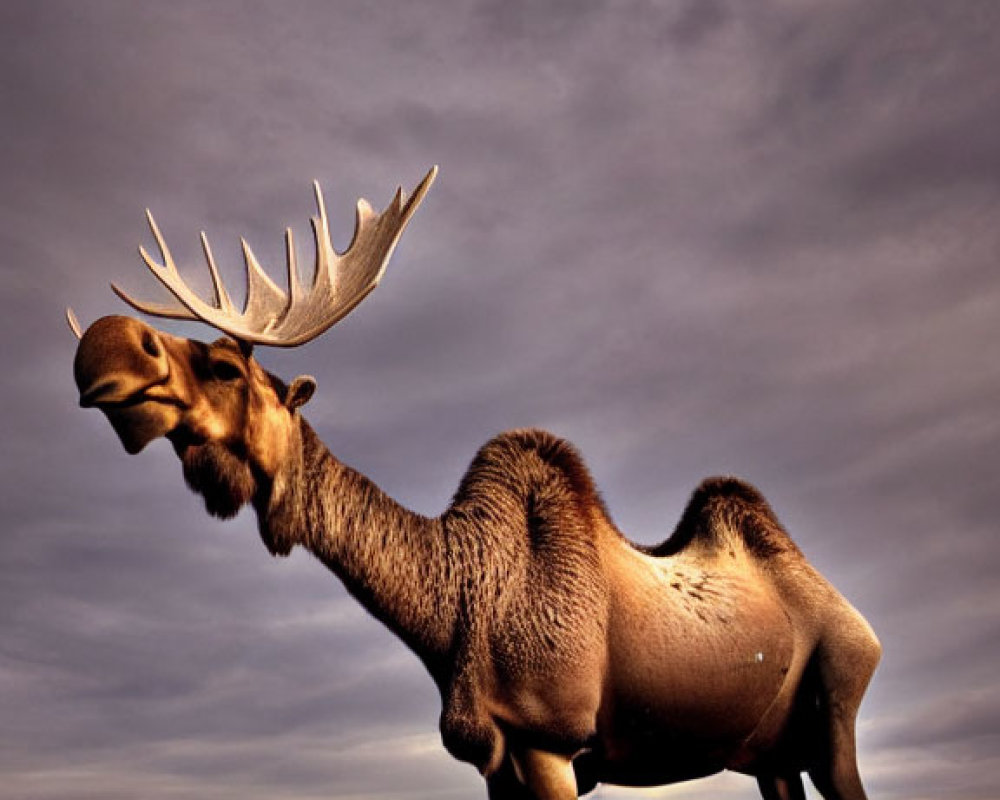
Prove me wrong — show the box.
[181,440,256,519]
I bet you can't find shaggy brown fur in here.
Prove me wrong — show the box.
[179,438,257,519]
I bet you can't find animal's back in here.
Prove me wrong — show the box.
[646,476,802,561]
[446,431,801,572]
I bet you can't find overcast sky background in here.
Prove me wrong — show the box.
[2,2,998,799]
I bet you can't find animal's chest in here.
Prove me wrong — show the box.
[489,581,607,741]
[437,566,609,770]
[438,633,604,774]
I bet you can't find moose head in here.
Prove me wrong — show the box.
[71,167,436,520]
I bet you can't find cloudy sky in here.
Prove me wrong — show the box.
[2,1,998,798]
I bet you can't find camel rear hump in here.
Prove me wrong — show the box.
[650,477,802,561]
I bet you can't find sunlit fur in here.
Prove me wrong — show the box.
[74,316,881,800]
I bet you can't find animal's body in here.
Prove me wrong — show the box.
[71,168,880,800]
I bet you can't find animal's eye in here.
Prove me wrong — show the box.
[211,360,242,382]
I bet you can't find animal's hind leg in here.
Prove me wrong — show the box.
[806,617,881,800]
[757,772,806,800]
[807,707,868,800]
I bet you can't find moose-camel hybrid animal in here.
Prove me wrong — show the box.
[71,167,880,800]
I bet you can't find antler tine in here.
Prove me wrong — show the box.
[199,232,236,315]
[112,210,207,321]
[239,237,289,332]
[110,166,438,347]
[142,209,178,276]
[285,227,303,311]
[66,307,83,340]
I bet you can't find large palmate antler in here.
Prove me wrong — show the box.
[110,166,437,348]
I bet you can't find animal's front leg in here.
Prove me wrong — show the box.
[487,758,530,800]
[757,772,806,800]
[509,749,578,800]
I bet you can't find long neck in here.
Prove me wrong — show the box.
[256,418,458,676]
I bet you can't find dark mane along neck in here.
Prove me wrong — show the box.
[256,417,458,674]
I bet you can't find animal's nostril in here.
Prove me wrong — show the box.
[142,331,161,358]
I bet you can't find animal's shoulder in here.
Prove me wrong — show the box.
[649,477,801,560]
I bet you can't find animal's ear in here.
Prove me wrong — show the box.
[285,375,316,411]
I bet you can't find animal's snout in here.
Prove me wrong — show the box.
[73,315,188,454]
[74,315,171,406]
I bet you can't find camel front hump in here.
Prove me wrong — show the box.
[596,547,797,784]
